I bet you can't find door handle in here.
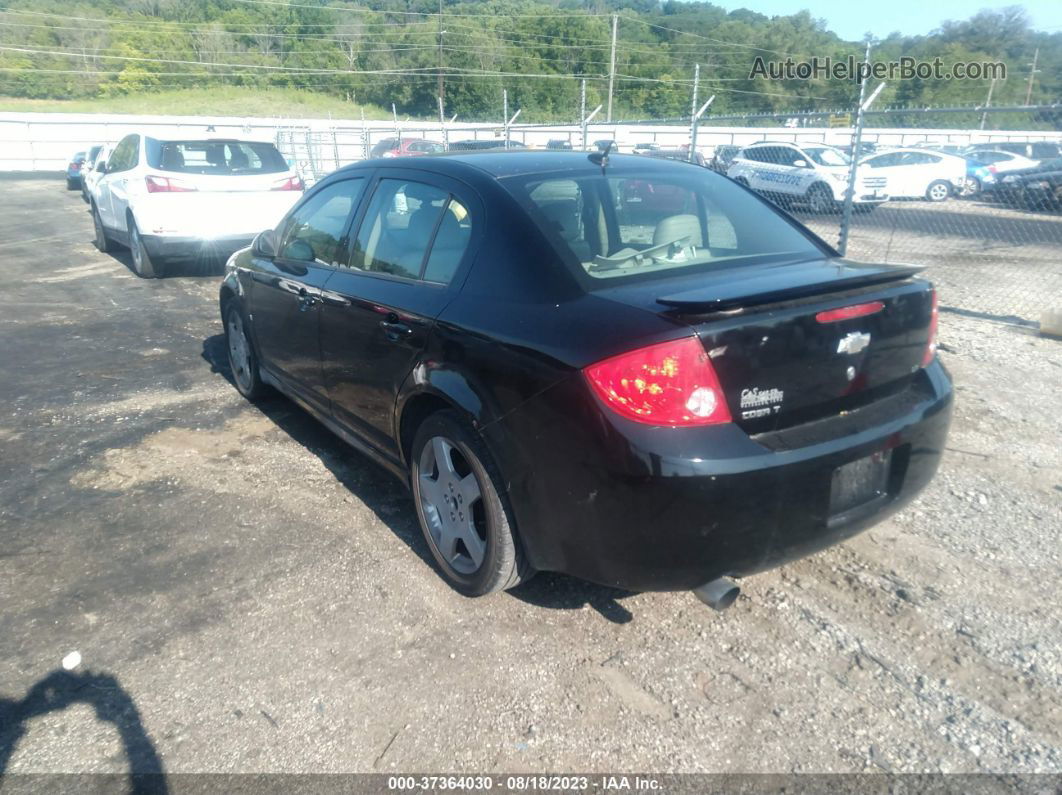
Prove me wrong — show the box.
[297,288,321,311]
[379,319,412,340]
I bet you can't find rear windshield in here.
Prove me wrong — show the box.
[505,168,826,285]
[146,139,288,175]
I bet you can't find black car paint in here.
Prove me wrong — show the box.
[220,151,952,592]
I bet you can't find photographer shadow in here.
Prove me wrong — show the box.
[0,669,167,793]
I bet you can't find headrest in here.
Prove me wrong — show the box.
[653,214,702,247]
[538,200,581,242]
[406,208,440,242]
[403,182,441,202]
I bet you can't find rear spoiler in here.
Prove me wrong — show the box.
[656,264,924,313]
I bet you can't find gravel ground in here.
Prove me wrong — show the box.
[0,178,1060,777]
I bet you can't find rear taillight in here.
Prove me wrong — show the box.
[145,175,197,193]
[69,161,82,171]
[815,301,885,323]
[987,165,997,174]
[922,289,939,367]
[583,336,731,426]
[271,175,303,191]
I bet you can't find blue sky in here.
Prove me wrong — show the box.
[710,1,1062,41]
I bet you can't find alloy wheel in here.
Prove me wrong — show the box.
[130,225,144,274]
[227,311,253,393]
[928,182,950,202]
[417,436,487,575]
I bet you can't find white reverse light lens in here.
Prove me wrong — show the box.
[685,387,718,418]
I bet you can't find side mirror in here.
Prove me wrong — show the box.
[281,238,315,263]
[793,159,809,168]
[96,162,107,174]
[251,229,278,259]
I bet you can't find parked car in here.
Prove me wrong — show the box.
[963,150,1039,195]
[369,137,445,159]
[965,141,1061,164]
[81,143,108,203]
[219,151,951,603]
[709,144,741,173]
[65,151,86,190]
[91,135,303,278]
[632,142,661,153]
[592,139,621,153]
[640,148,708,167]
[447,139,526,151]
[997,157,1062,210]
[859,148,966,202]
[547,139,574,151]
[727,142,888,213]
[963,160,997,196]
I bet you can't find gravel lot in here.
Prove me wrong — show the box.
[0,178,1060,777]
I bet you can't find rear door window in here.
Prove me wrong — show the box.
[147,140,288,175]
[348,179,471,284]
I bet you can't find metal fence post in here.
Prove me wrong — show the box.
[838,42,871,257]
[580,79,587,150]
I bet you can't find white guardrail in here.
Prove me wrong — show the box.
[1,111,1059,172]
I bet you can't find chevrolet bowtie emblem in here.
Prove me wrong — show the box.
[837,331,871,355]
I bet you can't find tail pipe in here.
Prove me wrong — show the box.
[693,577,740,611]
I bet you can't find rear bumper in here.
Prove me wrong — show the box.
[141,233,255,262]
[485,361,953,592]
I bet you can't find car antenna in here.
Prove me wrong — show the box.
[588,140,613,173]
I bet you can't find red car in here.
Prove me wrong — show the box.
[370,138,446,159]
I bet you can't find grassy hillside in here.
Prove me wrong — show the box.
[0,87,396,120]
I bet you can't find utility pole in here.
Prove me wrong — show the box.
[437,0,445,112]
[979,77,996,130]
[503,89,508,134]
[606,14,618,123]
[689,63,699,155]
[1025,47,1040,105]
[580,79,587,149]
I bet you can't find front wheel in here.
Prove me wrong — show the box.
[92,204,115,253]
[224,303,267,400]
[925,180,952,202]
[411,411,533,596]
[806,183,835,214]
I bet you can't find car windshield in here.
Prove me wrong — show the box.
[803,147,850,167]
[505,169,824,285]
[146,139,288,175]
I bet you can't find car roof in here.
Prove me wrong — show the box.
[332,150,704,181]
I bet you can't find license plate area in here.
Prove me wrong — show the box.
[829,450,891,516]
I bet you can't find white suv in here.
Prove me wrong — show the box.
[727,142,888,213]
[90,134,303,277]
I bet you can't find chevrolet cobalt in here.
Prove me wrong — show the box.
[219,152,952,605]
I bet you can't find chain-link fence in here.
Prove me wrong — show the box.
[276,107,1061,327]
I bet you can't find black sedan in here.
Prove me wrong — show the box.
[219,151,952,606]
[997,157,1062,211]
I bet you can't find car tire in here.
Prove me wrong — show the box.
[411,410,533,597]
[92,203,116,253]
[66,178,79,191]
[224,302,267,400]
[806,183,835,214]
[129,218,164,278]
[925,180,951,202]
[962,177,982,197]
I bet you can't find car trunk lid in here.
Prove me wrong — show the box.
[601,258,934,433]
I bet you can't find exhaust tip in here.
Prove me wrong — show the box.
[693,577,740,611]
